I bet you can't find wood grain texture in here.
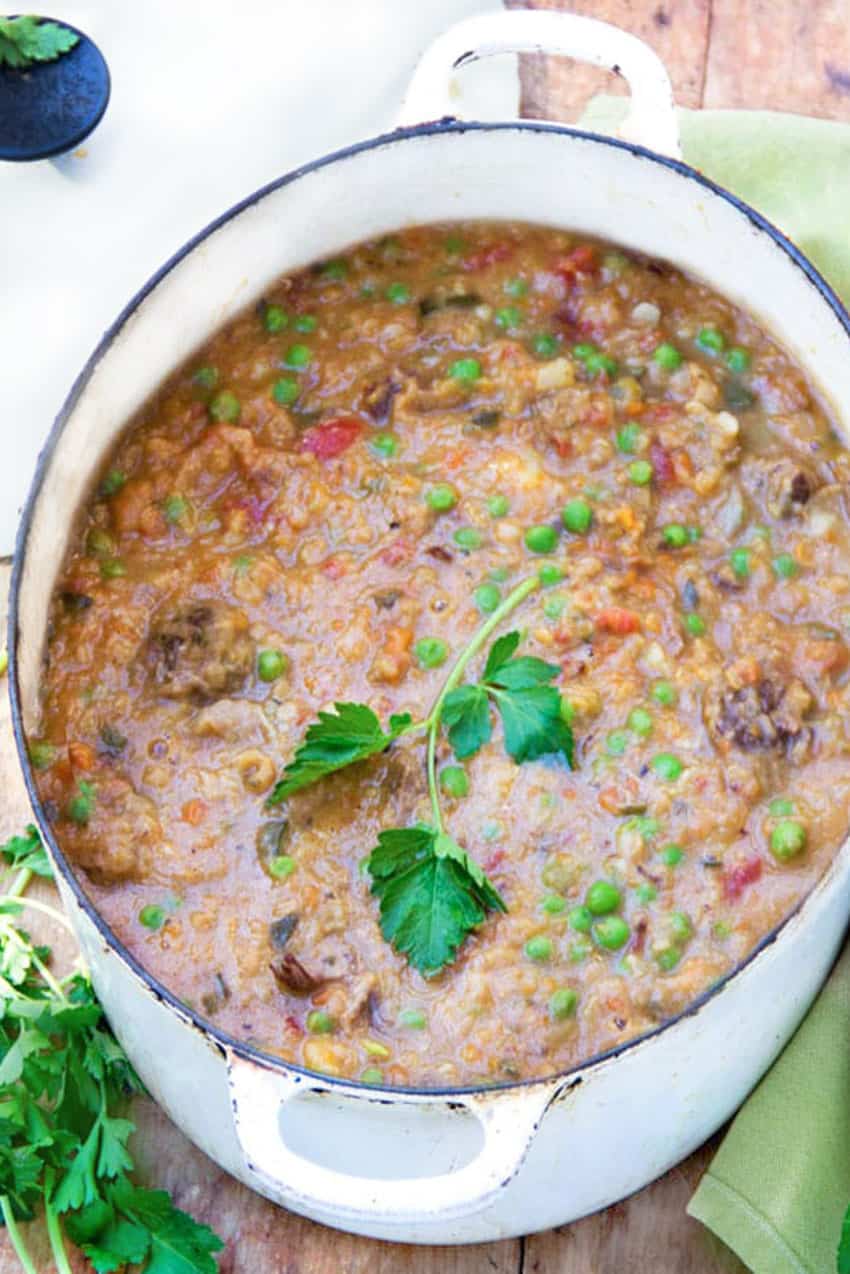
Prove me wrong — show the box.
[704,0,850,118]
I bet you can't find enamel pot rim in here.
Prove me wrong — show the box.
[9,117,850,1102]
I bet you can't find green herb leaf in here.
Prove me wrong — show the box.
[0,16,79,69]
[0,824,53,878]
[367,826,505,976]
[489,685,574,765]
[269,703,412,802]
[839,1203,850,1274]
[108,1178,224,1274]
[441,685,491,759]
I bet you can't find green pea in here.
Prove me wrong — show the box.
[660,844,685,867]
[454,527,484,551]
[713,921,732,939]
[399,1008,427,1029]
[605,730,630,757]
[592,916,630,950]
[770,819,807,860]
[656,947,681,971]
[628,460,653,486]
[86,527,115,558]
[662,524,688,549]
[272,377,299,406]
[440,766,469,798]
[532,333,559,359]
[191,367,218,391]
[28,740,56,770]
[726,347,751,373]
[482,820,503,842]
[538,564,563,587]
[100,559,127,580]
[769,798,794,817]
[293,314,318,333]
[584,351,618,377]
[525,935,553,962]
[385,282,411,304]
[572,342,597,360]
[562,499,593,534]
[651,680,677,707]
[549,988,578,1020]
[635,882,657,903]
[569,938,593,962]
[361,1066,384,1085]
[687,526,702,543]
[448,358,482,382]
[615,423,642,454]
[425,483,457,512]
[495,306,523,330]
[524,524,559,554]
[209,390,240,422]
[320,260,347,280]
[163,495,187,524]
[415,637,448,669]
[258,649,287,682]
[653,343,683,370]
[772,553,798,579]
[685,613,706,637]
[543,594,567,620]
[444,234,464,255]
[585,880,622,915]
[730,547,751,578]
[306,1010,335,1034]
[139,904,165,930]
[487,494,510,517]
[651,753,683,781]
[629,815,660,839]
[568,905,593,933]
[263,304,287,333]
[669,911,693,942]
[371,433,398,459]
[283,344,312,370]
[488,566,509,582]
[696,326,725,354]
[474,583,501,614]
[628,707,653,737]
[541,894,566,915]
[504,277,528,298]
[269,855,295,879]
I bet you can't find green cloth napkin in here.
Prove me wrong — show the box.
[580,99,850,1274]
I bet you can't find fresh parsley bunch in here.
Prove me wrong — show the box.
[268,574,574,976]
[0,16,78,70]
[0,827,223,1273]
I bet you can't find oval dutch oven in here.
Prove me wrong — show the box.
[9,10,850,1245]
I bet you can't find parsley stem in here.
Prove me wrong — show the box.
[7,867,32,899]
[45,1197,73,1274]
[0,1194,37,1274]
[0,893,77,935]
[425,574,540,832]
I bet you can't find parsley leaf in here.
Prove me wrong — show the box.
[0,824,53,878]
[109,1178,223,1274]
[839,1203,850,1274]
[489,685,574,765]
[441,685,491,759]
[268,702,412,803]
[0,16,79,70]
[367,827,505,976]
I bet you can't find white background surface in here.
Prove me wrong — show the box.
[0,0,517,552]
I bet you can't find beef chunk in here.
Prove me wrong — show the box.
[705,676,813,756]
[144,601,254,701]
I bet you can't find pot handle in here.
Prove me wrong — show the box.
[398,9,681,159]
[227,1053,559,1225]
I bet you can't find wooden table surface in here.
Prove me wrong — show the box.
[3,4,850,1269]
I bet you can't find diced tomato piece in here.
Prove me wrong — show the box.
[723,855,763,902]
[181,799,207,826]
[554,244,598,280]
[68,742,96,771]
[483,848,506,874]
[380,537,413,567]
[649,440,675,484]
[596,607,641,635]
[301,416,363,460]
[643,402,677,423]
[321,557,347,580]
[463,242,513,271]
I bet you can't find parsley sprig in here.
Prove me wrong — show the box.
[269,575,575,975]
[0,827,224,1274]
[0,16,79,70]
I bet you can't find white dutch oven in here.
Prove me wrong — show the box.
[9,10,850,1245]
